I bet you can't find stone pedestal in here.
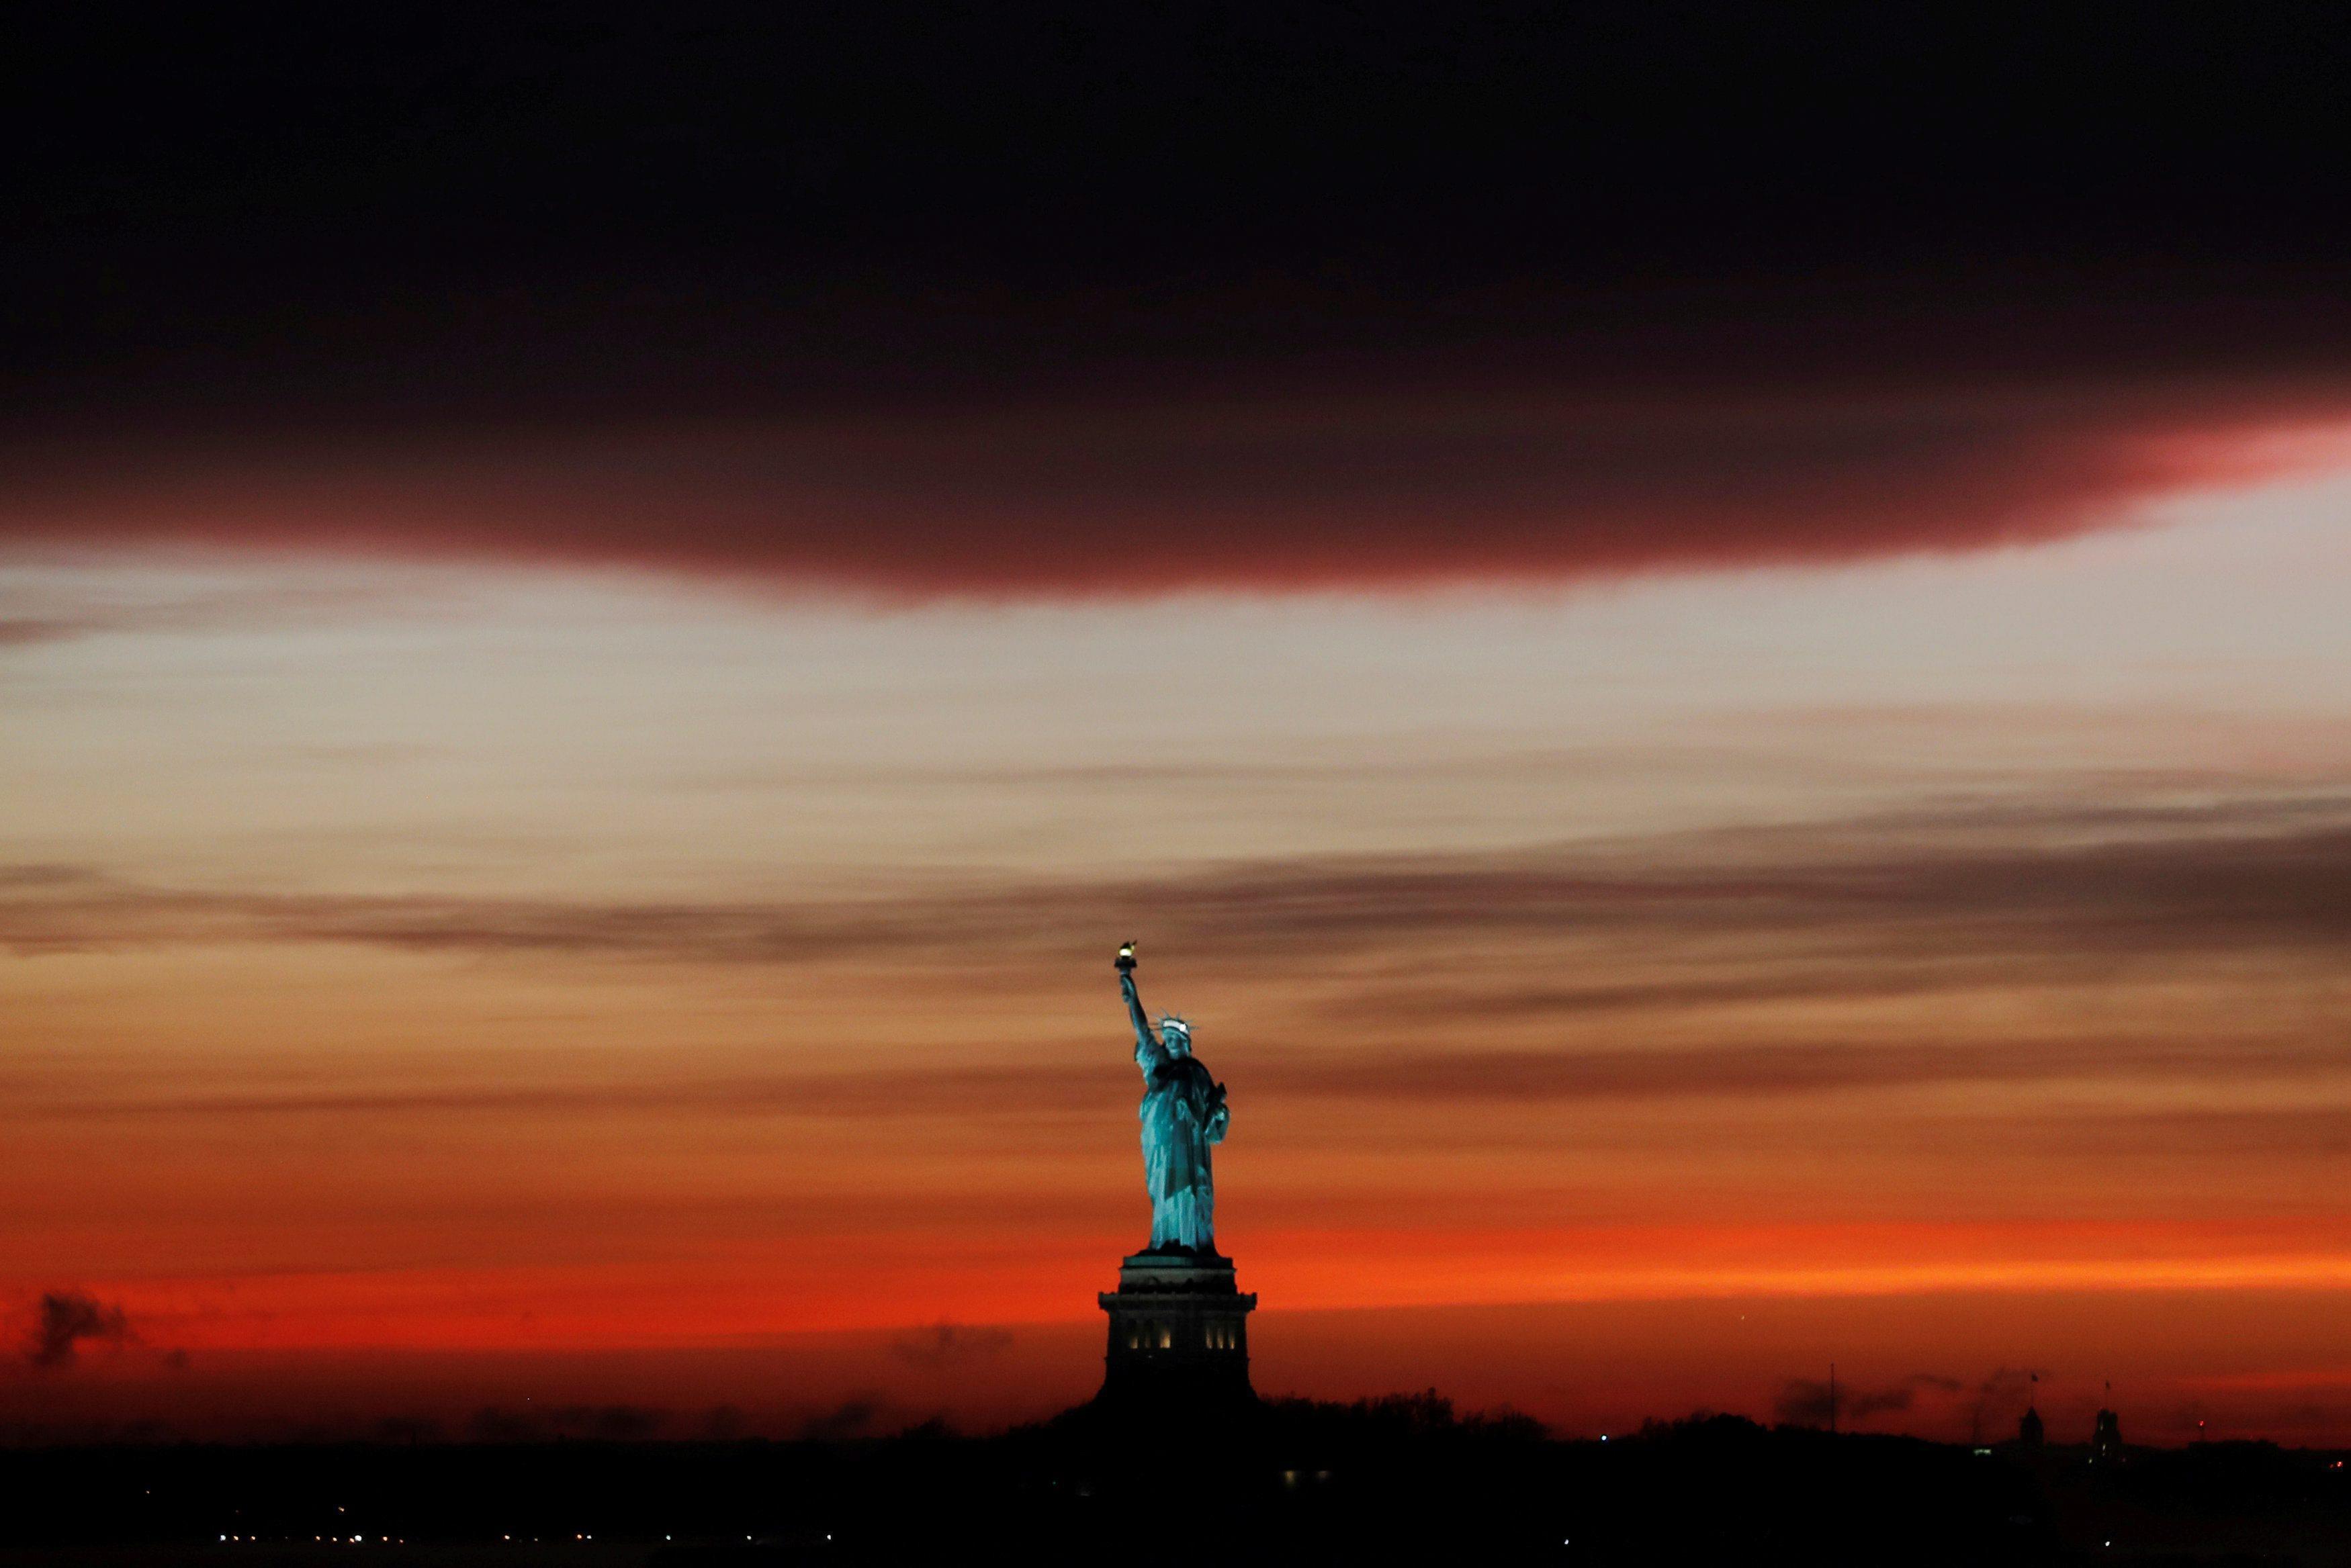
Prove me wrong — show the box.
[1097,1248,1257,1405]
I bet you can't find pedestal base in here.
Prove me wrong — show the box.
[1097,1247,1257,1405]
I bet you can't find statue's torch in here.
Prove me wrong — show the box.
[1116,941,1137,973]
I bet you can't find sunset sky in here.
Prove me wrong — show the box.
[5,7,2350,1446]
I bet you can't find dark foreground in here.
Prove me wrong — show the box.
[7,1399,2351,1567]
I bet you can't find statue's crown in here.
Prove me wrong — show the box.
[1159,1015,1190,1039]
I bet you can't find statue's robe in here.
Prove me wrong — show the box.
[1137,1042,1229,1252]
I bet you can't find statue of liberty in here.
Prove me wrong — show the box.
[1116,942,1229,1254]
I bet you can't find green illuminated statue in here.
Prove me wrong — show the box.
[1116,943,1229,1253]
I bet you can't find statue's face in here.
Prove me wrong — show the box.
[1163,1029,1192,1057]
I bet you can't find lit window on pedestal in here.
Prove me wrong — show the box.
[1158,1326,1172,1350]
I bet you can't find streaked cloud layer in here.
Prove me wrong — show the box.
[6,790,2346,982]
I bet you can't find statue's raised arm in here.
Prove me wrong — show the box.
[1117,941,1162,1068]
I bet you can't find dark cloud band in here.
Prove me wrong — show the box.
[4,369,2344,596]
